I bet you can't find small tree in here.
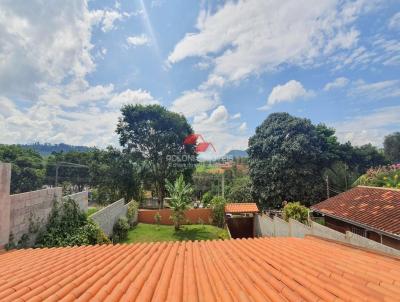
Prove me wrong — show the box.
[166,175,193,230]
[210,196,226,228]
[154,212,162,229]
[282,202,309,224]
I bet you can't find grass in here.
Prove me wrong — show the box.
[123,223,229,243]
[87,207,99,217]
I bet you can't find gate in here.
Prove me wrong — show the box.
[226,217,254,239]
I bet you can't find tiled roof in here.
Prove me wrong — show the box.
[312,186,400,236]
[1,237,400,301]
[225,202,259,213]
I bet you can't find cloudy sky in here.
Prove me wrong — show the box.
[0,0,399,157]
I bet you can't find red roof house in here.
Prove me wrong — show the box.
[312,186,400,249]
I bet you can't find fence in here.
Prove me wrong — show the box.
[255,214,400,257]
[90,199,137,236]
[138,208,212,225]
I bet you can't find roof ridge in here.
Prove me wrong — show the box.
[357,185,400,192]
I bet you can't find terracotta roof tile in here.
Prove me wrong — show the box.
[225,202,259,213]
[311,186,400,236]
[1,237,400,301]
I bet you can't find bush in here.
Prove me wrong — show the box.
[227,177,252,202]
[112,217,130,243]
[35,197,110,247]
[282,202,309,224]
[353,165,400,188]
[210,196,226,228]
[201,191,214,206]
[127,201,139,227]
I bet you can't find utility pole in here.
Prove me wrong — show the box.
[221,173,225,199]
[325,175,330,199]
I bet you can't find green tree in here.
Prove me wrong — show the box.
[0,145,45,193]
[166,175,193,230]
[227,176,252,202]
[89,147,142,204]
[248,113,327,208]
[116,105,197,206]
[384,132,400,163]
[282,202,309,224]
[210,196,226,228]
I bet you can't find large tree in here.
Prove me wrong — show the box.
[116,105,197,205]
[384,132,400,163]
[248,113,327,208]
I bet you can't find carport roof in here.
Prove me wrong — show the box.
[225,202,259,213]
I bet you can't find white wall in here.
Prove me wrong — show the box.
[255,214,400,257]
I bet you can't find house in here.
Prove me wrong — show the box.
[1,236,400,301]
[311,186,400,249]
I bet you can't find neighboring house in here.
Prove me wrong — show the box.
[311,186,400,249]
[1,237,399,301]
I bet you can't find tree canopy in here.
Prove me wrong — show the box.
[248,113,387,208]
[0,144,44,193]
[248,113,327,208]
[116,104,197,204]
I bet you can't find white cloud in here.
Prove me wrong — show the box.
[324,77,349,91]
[261,80,314,109]
[126,34,150,47]
[170,90,220,117]
[0,1,150,147]
[168,0,374,83]
[0,1,96,99]
[108,89,159,108]
[238,122,247,132]
[388,12,400,30]
[350,79,400,99]
[333,106,400,146]
[192,106,248,158]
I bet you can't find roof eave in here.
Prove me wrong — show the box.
[311,209,400,241]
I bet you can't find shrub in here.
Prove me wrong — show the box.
[282,202,309,224]
[112,217,130,243]
[35,197,110,247]
[210,196,226,228]
[127,201,139,227]
[201,191,214,206]
[353,165,400,189]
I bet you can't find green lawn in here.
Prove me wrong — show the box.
[123,223,229,243]
[87,206,99,217]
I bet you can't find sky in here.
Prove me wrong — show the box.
[0,0,399,158]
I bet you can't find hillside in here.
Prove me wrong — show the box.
[224,149,248,158]
[19,143,93,156]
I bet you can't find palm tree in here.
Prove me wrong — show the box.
[166,175,193,230]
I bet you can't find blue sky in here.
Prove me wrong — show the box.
[0,0,399,157]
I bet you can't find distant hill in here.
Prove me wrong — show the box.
[19,143,94,156]
[224,149,248,158]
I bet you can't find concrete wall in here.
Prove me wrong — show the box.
[138,208,212,225]
[255,214,400,257]
[64,191,88,213]
[90,199,137,236]
[9,187,62,243]
[0,164,11,248]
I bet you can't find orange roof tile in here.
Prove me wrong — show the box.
[312,186,400,237]
[225,202,259,213]
[1,237,400,301]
